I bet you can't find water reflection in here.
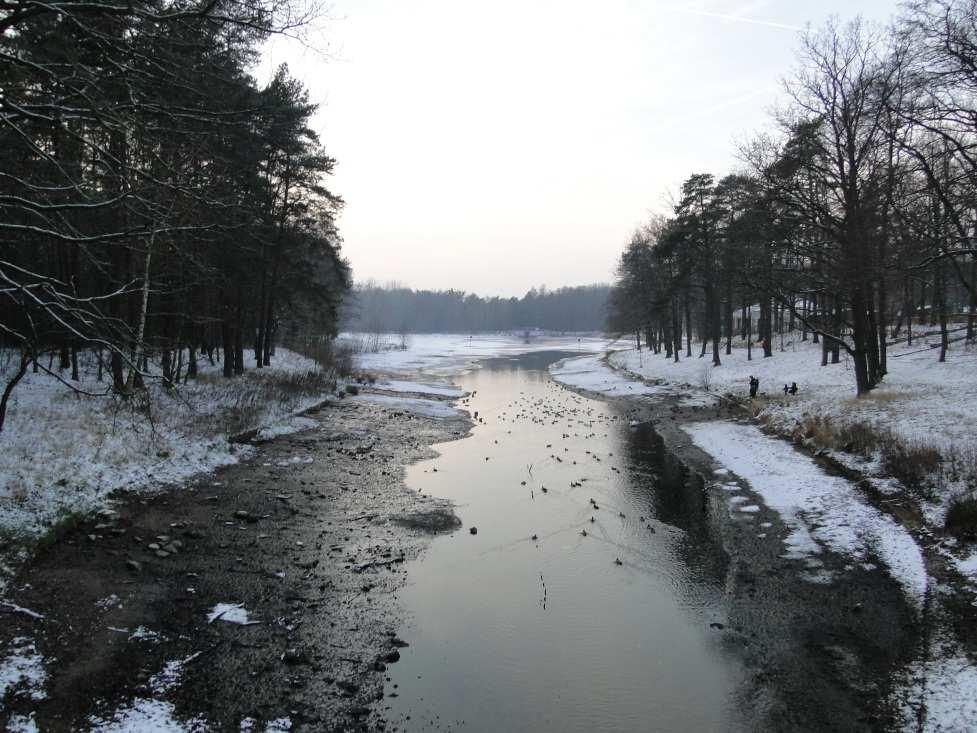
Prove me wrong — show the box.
[385,351,749,732]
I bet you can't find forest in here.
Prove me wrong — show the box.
[0,0,350,430]
[342,282,611,334]
[608,2,977,395]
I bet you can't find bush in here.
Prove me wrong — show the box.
[945,495,977,540]
[880,439,942,500]
[797,416,884,456]
[836,421,886,457]
[345,384,359,396]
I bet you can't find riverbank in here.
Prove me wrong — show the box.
[0,389,471,731]
[0,349,342,542]
[548,347,977,732]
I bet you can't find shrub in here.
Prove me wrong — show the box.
[345,384,359,396]
[697,362,712,391]
[880,440,942,500]
[945,495,977,540]
[836,421,886,457]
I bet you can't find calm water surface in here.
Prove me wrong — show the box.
[384,351,750,732]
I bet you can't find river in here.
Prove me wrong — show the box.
[382,351,754,731]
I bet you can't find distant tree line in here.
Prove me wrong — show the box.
[609,2,977,395]
[343,282,611,334]
[0,0,350,429]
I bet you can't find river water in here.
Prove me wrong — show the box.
[383,351,753,732]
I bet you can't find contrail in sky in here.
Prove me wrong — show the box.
[664,5,803,32]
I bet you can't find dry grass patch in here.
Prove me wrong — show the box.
[840,389,906,409]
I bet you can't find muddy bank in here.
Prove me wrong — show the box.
[0,397,470,731]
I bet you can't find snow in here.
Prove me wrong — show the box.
[549,353,711,405]
[6,713,38,732]
[148,652,202,694]
[89,698,207,732]
[685,421,929,607]
[0,601,44,620]
[372,379,467,398]
[954,550,977,578]
[207,603,252,624]
[89,652,206,731]
[894,630,977,732]
[0,348,335,538]
[128,626,162,642]
[347,333,612,376]
[350,393,464,419]
[254,416,319,442]
[0,637,47,702]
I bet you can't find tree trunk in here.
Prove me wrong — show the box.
[0,350,30,434]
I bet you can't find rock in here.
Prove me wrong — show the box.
[147,543,161,551]
[710,622,725,630]
[469,527,477,535]
[282,648,310,665]
[126,560,142,573]
[234,510,258,523]
[384,649,401,663]
[155,550,170,558]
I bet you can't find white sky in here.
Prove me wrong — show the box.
[259,0,898,297]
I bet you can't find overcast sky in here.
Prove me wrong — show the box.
[259,0,898,297]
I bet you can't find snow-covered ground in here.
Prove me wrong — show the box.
[686,421,928,606]
[0,348,334,538]
[609,334,977,460]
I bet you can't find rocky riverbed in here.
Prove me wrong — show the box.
[0,396,470,731]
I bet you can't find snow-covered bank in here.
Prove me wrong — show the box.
[894,627,977,733]
[610,336,977,553]
[350,393,465,419]
[685,421,928,606]
[609,337,977,459]
[371,379,467,399]
[348,333,612,377]
[0,349,333,538]
[549,353,712,406]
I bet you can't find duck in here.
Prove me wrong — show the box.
[581,529,587,537]
[614,558,623,566]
